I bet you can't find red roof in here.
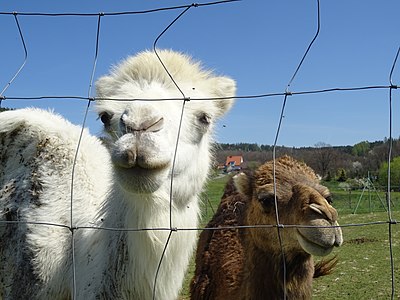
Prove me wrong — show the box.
[225,155,243,166]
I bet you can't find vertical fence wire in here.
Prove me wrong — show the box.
[0,13,27,105]
[151,5,194,299]
[386,46,400,300]
[271,0,321,297]
[69,13,103,299]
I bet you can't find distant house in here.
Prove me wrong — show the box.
[224,155,243,172]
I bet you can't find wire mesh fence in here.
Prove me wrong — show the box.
[0,0,399,299]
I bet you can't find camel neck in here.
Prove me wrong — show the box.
[242,243,314,300]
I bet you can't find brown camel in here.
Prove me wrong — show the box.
[190,155,343,300]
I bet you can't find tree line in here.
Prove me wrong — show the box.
[216,140,400,189]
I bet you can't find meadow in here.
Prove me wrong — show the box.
[180,174,400,299]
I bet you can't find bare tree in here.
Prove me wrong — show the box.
[310,142,336,179]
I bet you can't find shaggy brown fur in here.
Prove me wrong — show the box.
[190,156,342,300]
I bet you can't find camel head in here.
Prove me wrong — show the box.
[95,50,236,195]
[234,155,343,257]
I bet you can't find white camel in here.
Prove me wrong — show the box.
[0,49,236,300]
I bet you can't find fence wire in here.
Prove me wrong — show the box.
[0,1,399,299]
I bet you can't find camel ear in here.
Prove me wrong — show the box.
[209,76,236,117]
[233,172,252,196]
[95,75,117,99]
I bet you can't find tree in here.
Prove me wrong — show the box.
[350,161,363,178]
[311,142,335,179]
[336,168,347,182]
[378,156,400,190]
[352,141,370,156]
[244,161,261,170]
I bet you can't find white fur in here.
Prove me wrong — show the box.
[0,50,236,300]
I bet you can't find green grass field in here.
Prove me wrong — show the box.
[179,175,400,299]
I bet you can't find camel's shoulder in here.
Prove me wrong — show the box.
[0,108,111,223]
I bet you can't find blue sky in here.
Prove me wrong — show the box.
[1,0,400,147]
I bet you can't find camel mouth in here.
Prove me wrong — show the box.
[114,163,171,177]
[113,160,170,171]
[111,149,171,171]
[113,165,170,193]
[296,229,334,257]
[112,153,172,193]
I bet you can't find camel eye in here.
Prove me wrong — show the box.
[258,193,276,211]
[326,195,333,204]
[198,112,211,125]
[99,112,113,126]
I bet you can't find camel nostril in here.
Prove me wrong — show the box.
[119,116,164,134]
[119,114,135,134]
[113,148,137,168]
[145,117,164,132]
[335,233,343,247]
[333,222,343,247]
[126,149,136,164]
